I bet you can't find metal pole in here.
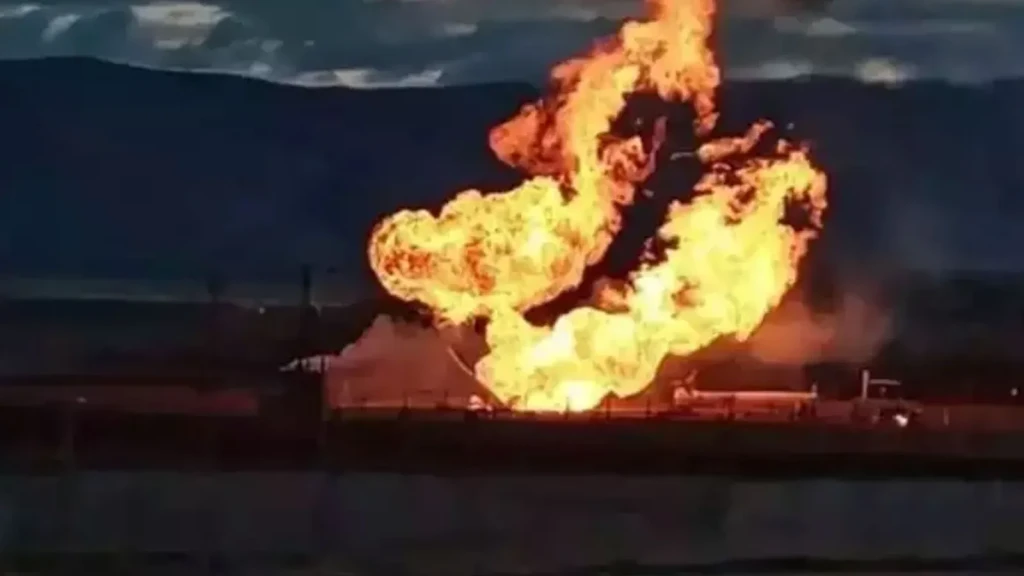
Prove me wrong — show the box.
[57,400,79,574]
[312,373,332,565]
[298,264,314,360]
[198,418,220,574]
[205,273,224,389]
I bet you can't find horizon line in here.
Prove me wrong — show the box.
[2,55,1017,90]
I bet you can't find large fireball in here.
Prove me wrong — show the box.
[368,0,828,412]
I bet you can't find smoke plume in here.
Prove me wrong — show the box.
[746,289,891,366]
[325,314,482,408]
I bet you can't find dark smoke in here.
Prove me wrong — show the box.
[746,290,891,366]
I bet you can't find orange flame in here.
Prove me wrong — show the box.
[368,0,828,412]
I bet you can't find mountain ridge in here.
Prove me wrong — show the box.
[2,56,1022,294]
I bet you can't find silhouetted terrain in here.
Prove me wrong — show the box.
[3,57,1024,287]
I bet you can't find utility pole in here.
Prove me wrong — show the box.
[57,398,83,575]
[204,272,225,385]
[297,264,317,359]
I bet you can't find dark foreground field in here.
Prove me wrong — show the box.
[5,406,1024,479]
[4,552,1024,576]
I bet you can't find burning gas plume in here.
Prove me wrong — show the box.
[368,0,828,412]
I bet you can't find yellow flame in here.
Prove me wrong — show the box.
[368,0,828,412]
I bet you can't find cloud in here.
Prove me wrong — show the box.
[434,21,476,38]
[129,1,228,49]
[41,11,77,41]
[0,4,38,19]
[294,66,446,88]
[774,15,995,39]
[0,0,1023,86]
[855,57,915,85]
[731,58,815,80]
[802,16,856,37]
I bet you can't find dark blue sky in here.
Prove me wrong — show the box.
[0,0,1021,86]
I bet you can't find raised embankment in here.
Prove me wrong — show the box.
[5,406,1024,476]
